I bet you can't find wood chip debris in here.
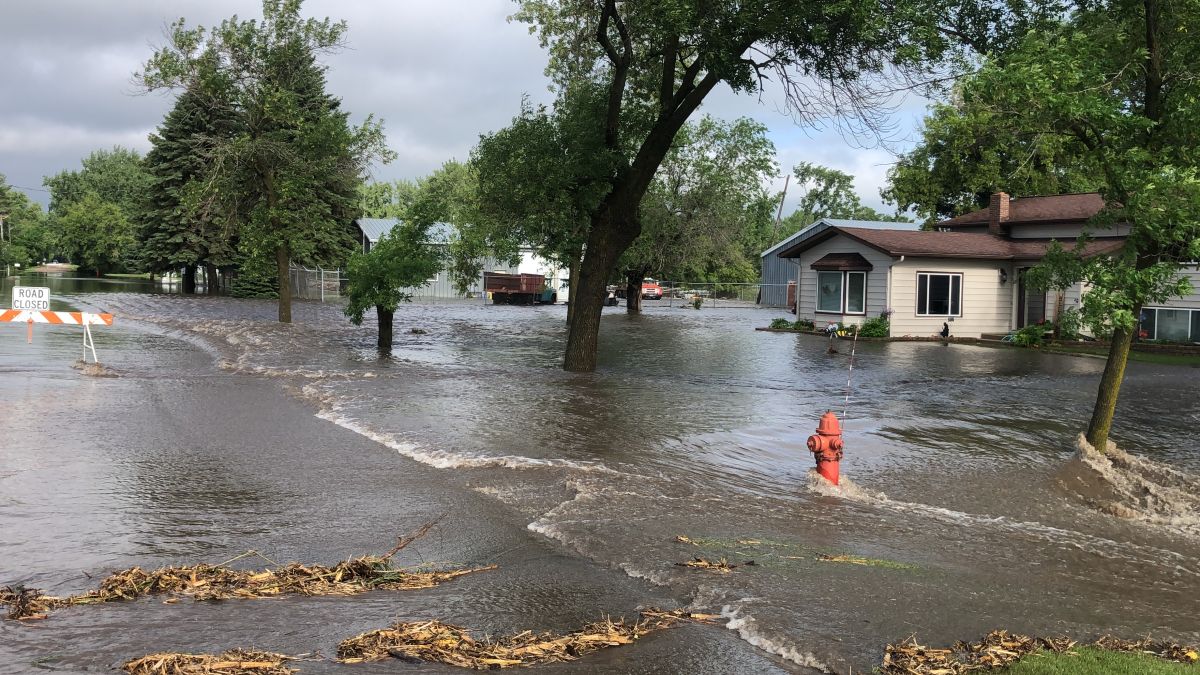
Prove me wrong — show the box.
[882,630,1199,673]
[0,560,493,620]
[337,608,718,669]
[123,649,298,675]
[1,520,492,621]
[673,557,748,573]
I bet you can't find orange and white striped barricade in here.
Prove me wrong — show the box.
[0,309,115,363]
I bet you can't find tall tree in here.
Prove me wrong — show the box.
[44,147,151,271]
[778,162,897,235]
[138,0,394,323]
[358,180,419,219]
[57,194,136,275]
[883,96,1101,225]
[0,176,52,270]
[970,0,1200,452]
[471,92,610,325]
[140,83,240,294]
[620,115,778,312]
[512,0,1012,371]
[344,222,442,355]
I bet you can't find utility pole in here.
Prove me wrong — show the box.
[0,211,9,278]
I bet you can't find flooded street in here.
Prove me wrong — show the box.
[2,275,1199,673]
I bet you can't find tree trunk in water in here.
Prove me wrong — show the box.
[1086,321,1137,453]
[563,215,630,372]
[625,270,643,314]
[276,244,292,323]
[376,306,394,355]
[566,246,583,327]
[205,263,219,296]
[182,265,197,295]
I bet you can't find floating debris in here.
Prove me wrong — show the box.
[1093,635,1200,664]
[0,585,56,620]
[882,630,1199,673]
[816,553,917,570]
[1,519,493,620]
[337,608,715,669]
[123,649,298,675]
[674,557,745,573]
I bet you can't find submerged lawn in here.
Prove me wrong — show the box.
[1004,647,1199,674]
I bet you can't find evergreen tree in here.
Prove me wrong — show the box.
[140,84,240,293]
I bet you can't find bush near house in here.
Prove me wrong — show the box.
[770,318,792,329]
[858,316,890,338]
[794,318,815,331]
[1013,323,1047,348]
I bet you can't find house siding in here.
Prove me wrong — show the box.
[890,258,1016,338]
[794,238,894,325]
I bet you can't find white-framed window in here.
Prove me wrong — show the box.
[1140,307,1200,342]
[426,272,439,284]
[816,270,867,315]
[916,272,962,316]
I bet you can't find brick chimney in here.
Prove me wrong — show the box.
[988,192,1011,236]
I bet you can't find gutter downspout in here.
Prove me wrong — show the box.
[887,255,905,316]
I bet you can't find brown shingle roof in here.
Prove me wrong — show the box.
[778,226,1123,260]
[838,227,1123,259]
[939,193,1108,228]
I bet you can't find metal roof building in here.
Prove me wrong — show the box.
[759,218,920,307]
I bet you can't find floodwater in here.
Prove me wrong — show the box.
[1,273,1198,673]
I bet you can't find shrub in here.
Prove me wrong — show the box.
[793,318,815,331]
[692,296,703,309]
[1012,323,1046,348]
[858,316,890,338]
[1056,307,1082,340]
[770,318,793,329]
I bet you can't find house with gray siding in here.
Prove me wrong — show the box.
[759,218,919,307]
[776,192,1200,341]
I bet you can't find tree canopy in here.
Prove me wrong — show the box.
[138,0,393,322]
[0,176,52,270]
[344,222,442,354]
[43,147,149,273]
[620,115,779,298]
[953,0,1200,451]
[507,0,1025,371]
[778,162,898,235]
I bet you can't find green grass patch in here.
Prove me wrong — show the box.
[1044,344,1200,367]
[673,535,916,571]
[1004,646,1199,674]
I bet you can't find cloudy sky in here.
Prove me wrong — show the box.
[1,1,934,217]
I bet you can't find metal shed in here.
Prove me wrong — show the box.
[759,218,920,307]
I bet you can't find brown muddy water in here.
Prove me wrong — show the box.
[1,273,1198,674]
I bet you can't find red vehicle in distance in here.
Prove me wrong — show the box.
[641,278,664,300]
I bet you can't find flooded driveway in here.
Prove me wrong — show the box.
[1,275,1198,672]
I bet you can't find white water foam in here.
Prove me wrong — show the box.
[314,405,619,474]
[806,467,1200,578]
[1072,434,1200,537]
[720,604,831,672]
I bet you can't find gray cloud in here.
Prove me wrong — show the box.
[1,1,925,219]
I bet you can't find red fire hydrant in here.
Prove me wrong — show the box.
[807,411,844,485]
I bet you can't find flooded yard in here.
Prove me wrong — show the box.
[1,275,1197,673]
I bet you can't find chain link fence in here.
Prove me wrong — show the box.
[638,282,789,308]
[288,265,345,301]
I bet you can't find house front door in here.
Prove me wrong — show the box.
[1016,268,1045,328]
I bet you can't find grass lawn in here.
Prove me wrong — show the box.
[1004,647,1199,674]
[1043,344,1200,367]
[104,272,152,279]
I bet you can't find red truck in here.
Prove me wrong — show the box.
[484,272,557,305]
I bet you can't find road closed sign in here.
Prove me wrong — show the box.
[12,286,51,311]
